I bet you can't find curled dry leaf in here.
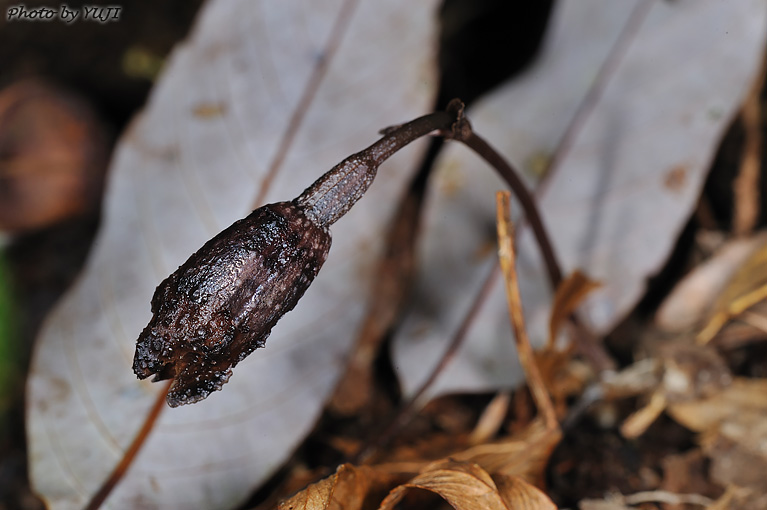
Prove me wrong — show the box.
[452,418,561,488]
[279,461,555,510]
[491,474,556,510]
[379,460,555,510]
[277,463,397,510]
[547,270,601,350]
[27,0,440,507]
[536,270,601,411]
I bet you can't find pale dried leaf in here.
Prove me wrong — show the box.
[580,491,712,510]
[703,434,767,491]
[548,270,601,349]
[492,474,556,510]
[278,464,379,510]
[27,0,439,508]
[707,486,760,510]
[378,460,509,510]
[579,498,631,510]
[655,234,767,332]
[451,418,561,485]
[278,474,336,510]
[468,392,511,445]
[619,390,666,439]
[393,0,767,399]
[667,377,767,434]
[600,358,661,400]
[667,377,767,489]
[697,239,767,343]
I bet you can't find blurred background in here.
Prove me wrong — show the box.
[1,1,765,508]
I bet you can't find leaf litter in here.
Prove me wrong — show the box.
[275,192,562,510]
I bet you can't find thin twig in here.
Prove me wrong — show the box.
[495,191,558,430]
[733,53,765,236]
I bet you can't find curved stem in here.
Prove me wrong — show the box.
[461,132,563,289]
[296,111,455,227]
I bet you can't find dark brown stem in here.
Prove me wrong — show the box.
[461,132,563,288]
[438,99,563,289]
[296,111,454,227]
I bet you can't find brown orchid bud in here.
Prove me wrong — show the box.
[133,201,331,406]
[133,107,459,406]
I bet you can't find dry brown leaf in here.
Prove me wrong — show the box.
[378,460,506,510]
[580,491,712,510]
[492,474,556,510]
[707,485,762,510]
[535,270,601,412]
[660,449,716,505]
[468,392,511,445]
[451,418,561,487]
[547,270,601,349]
[378,460,555,510]
[666,377,767,434]
[278,464,376,510]
[665,377,767,492]
[702,433,767,493]
[620,390,666,439]
[620,343,732,438]
[278,472,336,510]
